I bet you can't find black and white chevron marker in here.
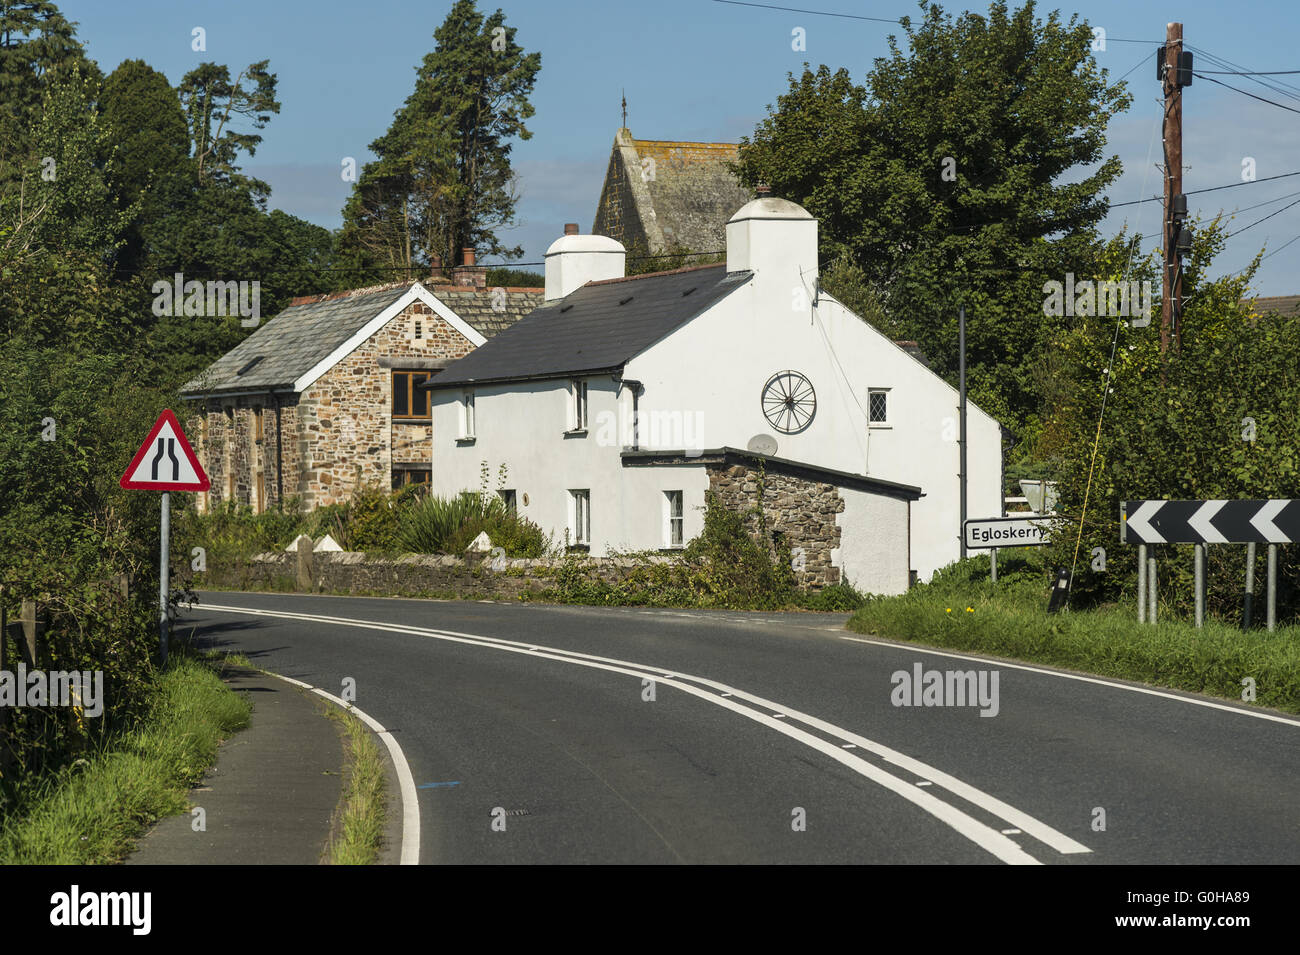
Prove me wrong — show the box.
[1121,500,1300,544]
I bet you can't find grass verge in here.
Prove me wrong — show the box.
[324,707,388,865]
[0,656,252,863]
[848,559,1300,714]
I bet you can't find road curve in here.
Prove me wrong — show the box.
[182,591,1300,865]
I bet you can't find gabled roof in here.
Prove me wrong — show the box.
[180,281,542,397]
[1246,294,1300,317]
[425,264,752,389]
[592,128,752,255]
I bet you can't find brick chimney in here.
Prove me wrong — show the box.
[451,247,485,288]
[565,223,579,236]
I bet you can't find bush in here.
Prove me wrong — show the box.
[397,491,550,557]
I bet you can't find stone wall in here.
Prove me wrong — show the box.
[706,462,843,588]
[201,550,673,600]
[193,393,299,513]
[297,299,474,507]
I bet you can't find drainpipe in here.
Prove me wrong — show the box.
[621,378,643,451]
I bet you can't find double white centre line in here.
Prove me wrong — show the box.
[200,603,1091,865]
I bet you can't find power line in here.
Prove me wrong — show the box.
[1197,69,1300,75]
[710,0,901,23]
[1109,169,1300,209]
[1225,194,1300,238]
[1192,72,1300,115]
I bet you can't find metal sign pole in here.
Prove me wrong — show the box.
[1137,543,1147,623]
[1243,541,1255,630]
[958,306,967,561]
[159,491,170,666]
[1148,554,1158,624]
[1193,543,1204,628]
[1267,543,1277,632]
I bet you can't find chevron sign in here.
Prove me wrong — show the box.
[1121,500,1300,544]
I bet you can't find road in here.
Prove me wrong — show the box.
[181,591,1300,865]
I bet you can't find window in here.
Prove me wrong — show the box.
[569,489,590,546]
[392,468,431,490]
[392,371,432,419]
[253,406,264,442]
[868,388,889,426]
[459,390,476,440]
[498,489,517,512]
[570,378,588,431]
[664,490,684,548]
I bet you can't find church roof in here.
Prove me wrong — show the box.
[591,128,752,256]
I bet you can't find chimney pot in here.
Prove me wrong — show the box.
[756,183,771,196]
[461,247,476,267]
[564,223,579,236]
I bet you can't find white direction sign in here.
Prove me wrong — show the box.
[120,409,210,491]
[964,515,1053,549]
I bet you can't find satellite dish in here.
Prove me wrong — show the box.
[747,433,779,456]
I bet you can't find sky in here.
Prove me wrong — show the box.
[55,0,1300,295]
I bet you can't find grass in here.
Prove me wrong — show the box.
[0,655,252,863]
[324,707,388,865]
[848,559,1300,714]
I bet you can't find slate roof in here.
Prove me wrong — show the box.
[1246,294,1300,317]
[592,128,752,255]
[180,281,543,396]
[425,264,752,389]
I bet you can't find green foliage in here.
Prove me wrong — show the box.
[734,0,1132,430]
[1042,218,1300,622]
[177,59,280,196]
[483,266,543,287]
[848,554,1300,713]
[0,656,251,860]
[337,0,541,277]
[397,490,550,558]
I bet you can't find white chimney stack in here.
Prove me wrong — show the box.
[544,225,626,302]
[725,187,817,288]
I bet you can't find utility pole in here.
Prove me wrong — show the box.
[1160,22,1192,353]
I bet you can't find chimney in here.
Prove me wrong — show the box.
[725,188,817,284]
[451,247,485,288]
[544,228,625,302]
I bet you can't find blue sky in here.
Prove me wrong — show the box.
[57,0,1300,294]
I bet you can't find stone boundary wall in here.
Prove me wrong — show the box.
[200,550,677,600]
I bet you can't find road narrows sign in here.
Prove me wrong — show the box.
[120,409,209,491]
[1121,499,1300,544]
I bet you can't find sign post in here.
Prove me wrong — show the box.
[119,410,209,665]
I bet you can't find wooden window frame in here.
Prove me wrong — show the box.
[392,371,433,420]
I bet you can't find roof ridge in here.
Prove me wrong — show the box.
[288,281,413,307]
[586,263,726,287]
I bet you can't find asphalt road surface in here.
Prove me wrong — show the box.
[182,591,1300,865]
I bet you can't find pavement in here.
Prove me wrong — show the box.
[127,666,394,865]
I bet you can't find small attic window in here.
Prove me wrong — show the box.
[236,356,264,376]
[414,317,423,339]
[618,296,634,305]
[682,287,697,297]
[560,304,574,313]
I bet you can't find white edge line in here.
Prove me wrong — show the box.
[202,604,1049,865]
[273,672,421,866]
[839,635,1300,728]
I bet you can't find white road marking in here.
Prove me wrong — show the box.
[916,781,933,787]
[841,743,857,749]
[199,603,1089,864]
[840,635,1300,728]
[1002,829,1022,835]
[271,672,421,866]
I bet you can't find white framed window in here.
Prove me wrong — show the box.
[459,389,476,440]
[569,378,588,432]
[569,489,590,545]
[664,490,684,548]
[868,387,890,427]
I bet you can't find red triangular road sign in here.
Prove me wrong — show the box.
[120,409,210,491]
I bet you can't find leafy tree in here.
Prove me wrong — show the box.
[337,0,540,280]
[177,60,279,198]
[0,0,93,168]
[734,0,1131,432]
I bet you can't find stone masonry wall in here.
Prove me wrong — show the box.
[706,462,843,588]
[193,394,300,512]
[297,300,476,507]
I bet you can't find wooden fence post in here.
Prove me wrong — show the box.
[20,598,37,665]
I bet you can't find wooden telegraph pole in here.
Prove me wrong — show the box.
[1161,23,1192,353]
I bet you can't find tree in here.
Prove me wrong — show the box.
[337,0,540,281]
[177,60,279,199]
[734,1,1131,431]
[0,0,92,169]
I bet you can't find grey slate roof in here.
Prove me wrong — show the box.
[425,264,752,389]
[180,281,543,396]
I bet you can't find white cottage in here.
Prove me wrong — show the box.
[424,194,1002,591]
